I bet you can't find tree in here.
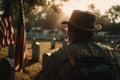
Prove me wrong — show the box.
[103,5,120,34]
[8,0,70,18]
[5,0,70,31]
[106,5,120,24]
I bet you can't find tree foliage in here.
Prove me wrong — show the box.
[87,4,120,34]
[103,5,120,34]
[106,5,120,23]
[10,0,69,16]
[1,0,120,34]
[5,0,70,30]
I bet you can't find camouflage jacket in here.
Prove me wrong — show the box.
[39,41,120,80]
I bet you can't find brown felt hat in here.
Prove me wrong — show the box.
[61,10,102,31]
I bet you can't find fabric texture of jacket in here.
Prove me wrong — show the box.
[39,41,120,80]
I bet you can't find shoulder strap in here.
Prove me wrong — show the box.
[90,42,108,54]
[92,42,120,76]
[91,42,118,61]
[109,50,120,73]
[109,50,120,80]
[63,42,107,67]
[62,46,76,67]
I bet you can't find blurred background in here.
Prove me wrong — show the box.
[0,0,120,80]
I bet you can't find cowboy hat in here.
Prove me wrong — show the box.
[61,10,102,31]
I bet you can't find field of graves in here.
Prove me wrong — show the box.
[0,40,114,80]
[0,40,63,80]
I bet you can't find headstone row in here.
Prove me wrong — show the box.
[0,57,15,80]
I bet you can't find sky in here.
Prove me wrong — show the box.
[61,0,120,15]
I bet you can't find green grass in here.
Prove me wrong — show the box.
[0,40,63,80]
[0,47,8,60]
[0,40,113,80]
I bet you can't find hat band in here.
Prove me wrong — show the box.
[69,21,99,31]
[61,21,102,31]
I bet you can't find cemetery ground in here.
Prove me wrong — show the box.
[0,40,63,80]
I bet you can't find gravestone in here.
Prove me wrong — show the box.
[8,44,15,58]
[51,37,56,49]
[32,41,40,62]
[62,39,67,47]
[0,57,15,80]
[42,53,51,69]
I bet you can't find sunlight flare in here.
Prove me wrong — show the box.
[62,0,87,16]
[61,0,120,16]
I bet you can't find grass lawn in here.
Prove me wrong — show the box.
[0,40,113,80]
[0,40,63,80]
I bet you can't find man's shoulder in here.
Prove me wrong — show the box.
[50,47,68,60]
[96,42,113,50]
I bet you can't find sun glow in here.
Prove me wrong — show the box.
[61,0,120,17]
[62,0,87,16]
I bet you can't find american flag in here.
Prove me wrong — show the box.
[0,0,14,48]
[14,0,27,72]
[0,0,27,72]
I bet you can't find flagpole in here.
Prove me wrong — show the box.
[15,0,27,72]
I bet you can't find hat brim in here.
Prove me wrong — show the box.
[61,21,102,31]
